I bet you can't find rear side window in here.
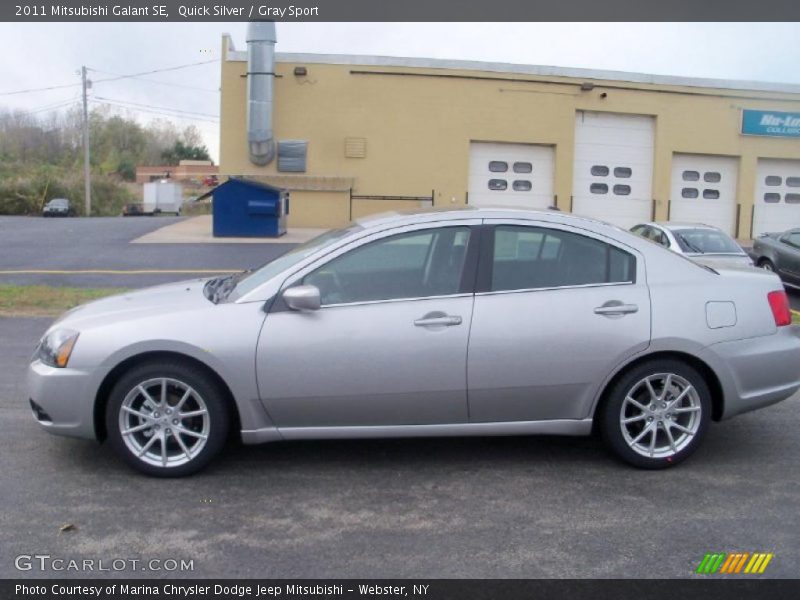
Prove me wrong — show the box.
[490,226,635,292]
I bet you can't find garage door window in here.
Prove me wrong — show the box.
[786,194,800,204]
[613,185,631,196]
[513,162,533,174]
[703,190,720,199]
[490,226,635,292]
[765,176,782,186]
[764,193,781,203]
[591,165,609,176]
[704,172,722,183]
[682,188,699,199]
[614,167,632,178]
[304,227,471,305]
[787,177,800,188]
[682,171,700,182]
[488,179,508,191]
[512,180,532,192]
[590,183,609,194]
[489,161,508,173]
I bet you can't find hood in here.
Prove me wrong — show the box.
[690,254,754,270]
[53,279,212,330]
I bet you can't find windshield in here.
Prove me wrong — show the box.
[229,224,363,299]
[672,228,743,255]
[48,199,68,207]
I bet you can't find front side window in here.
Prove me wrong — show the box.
[304,227,471,305]
[490,226,635,292]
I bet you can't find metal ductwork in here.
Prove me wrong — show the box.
[246,21,277,166]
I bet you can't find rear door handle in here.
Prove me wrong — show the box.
[414,315,462,327]
[594,302,639,316]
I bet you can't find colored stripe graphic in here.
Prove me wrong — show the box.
[697,552,773,574]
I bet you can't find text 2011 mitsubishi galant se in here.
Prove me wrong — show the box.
[27,208,800,476]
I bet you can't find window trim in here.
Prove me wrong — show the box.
[475,220,639,295]
[270,221,484,312]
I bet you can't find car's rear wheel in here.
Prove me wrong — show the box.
[600,360,711,469]
[105,361,229,477]
[759,258,776,272]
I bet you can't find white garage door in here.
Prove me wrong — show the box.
[468,142,554,209]
[572,111,655,229]
[753,159,800,237]
[669,154,738,235]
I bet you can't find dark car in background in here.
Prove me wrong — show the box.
[750,229,800,289]
[42,198,73,217]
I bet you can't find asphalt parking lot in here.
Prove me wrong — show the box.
[0,216,294,288]
[2,315,800,579]
[1,216,799,579]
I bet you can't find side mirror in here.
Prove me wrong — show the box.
[283,285,321,311]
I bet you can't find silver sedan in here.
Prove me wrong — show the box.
[27,208,800,476]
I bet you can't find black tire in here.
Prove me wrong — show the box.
[599,359,711,469]
[105,360,230,477]
[758,258,776,272]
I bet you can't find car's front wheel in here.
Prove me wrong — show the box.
[105,360,229,477]
[600,360,711,469]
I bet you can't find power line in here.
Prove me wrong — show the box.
[0,59,219,97]
[88,68,219,93]
[0,81,81,97]
[89,59,219,84]
[91,100,220,124]
[93,95,219,119]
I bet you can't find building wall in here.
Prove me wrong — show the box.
[219,37,800,236]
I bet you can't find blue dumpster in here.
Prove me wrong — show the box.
[207,178,289,238]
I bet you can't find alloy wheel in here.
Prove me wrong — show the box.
[619,373,702,459]
[118,377,210,468]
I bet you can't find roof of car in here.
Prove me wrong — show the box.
[355,205,613,230]
[651,221,719,231]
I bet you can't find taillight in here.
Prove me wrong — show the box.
[767,290,792,327]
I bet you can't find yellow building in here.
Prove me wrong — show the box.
[219,33,800,239]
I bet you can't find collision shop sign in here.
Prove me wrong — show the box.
[742,109,800,138]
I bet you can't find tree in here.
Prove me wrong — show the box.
[160,139,212,165]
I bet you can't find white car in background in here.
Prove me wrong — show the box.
[630,222,753,269]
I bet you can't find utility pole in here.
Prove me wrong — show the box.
[81,66,91,217]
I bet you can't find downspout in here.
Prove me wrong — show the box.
[246,22,277,165]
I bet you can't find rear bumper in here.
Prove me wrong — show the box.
[26,360,97,440]
[702,326,800,420]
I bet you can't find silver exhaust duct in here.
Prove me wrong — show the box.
[246,21,277,166]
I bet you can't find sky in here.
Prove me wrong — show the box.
[1,22,799,162]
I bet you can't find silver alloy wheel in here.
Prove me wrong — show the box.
[620,373,702,459]
[118,377,210,468]
[761,261,775,272]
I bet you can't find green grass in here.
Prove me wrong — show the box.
[0,285,128,317]
[793,311,800,326]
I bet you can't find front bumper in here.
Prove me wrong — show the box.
[26,360,98,440]
[702,325,800,419]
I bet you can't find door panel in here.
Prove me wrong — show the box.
[467,220,651,422]
[256,221,481,428]
[571,111,655,229]
[468,142,555,209]
[258,296,474,427]
[669,154,738,235]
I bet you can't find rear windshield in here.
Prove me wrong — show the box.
[672,228,742,254]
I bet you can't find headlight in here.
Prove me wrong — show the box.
[36,329,80,368]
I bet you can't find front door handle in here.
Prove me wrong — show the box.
[414,314,463,327]
[594,302,639,316]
